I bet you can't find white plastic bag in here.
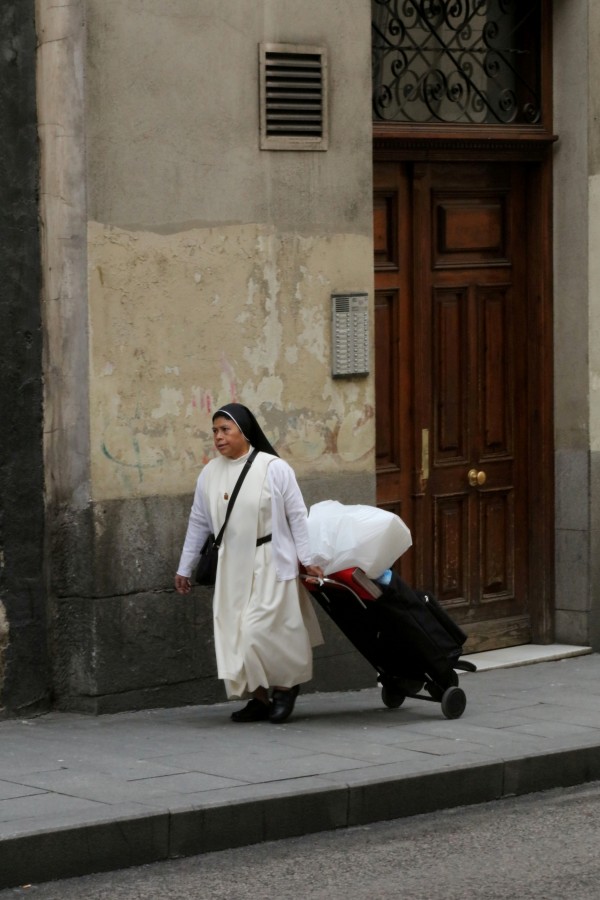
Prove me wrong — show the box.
[307,500,412,577]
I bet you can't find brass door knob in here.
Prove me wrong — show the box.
[468,468,487,487]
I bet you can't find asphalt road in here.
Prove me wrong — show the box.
[4,781,600,900]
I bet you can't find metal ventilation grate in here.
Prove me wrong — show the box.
[260,43,328,150]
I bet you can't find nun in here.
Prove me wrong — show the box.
[175,403,324,723]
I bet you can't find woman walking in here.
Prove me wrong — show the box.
[175,403,324,723]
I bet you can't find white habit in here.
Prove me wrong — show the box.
[177,449,323,699]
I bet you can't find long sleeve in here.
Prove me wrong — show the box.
[267,459,317,579]
[176,468,213,578]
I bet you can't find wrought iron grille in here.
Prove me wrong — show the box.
[372,0,541,125]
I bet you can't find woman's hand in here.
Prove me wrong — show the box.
[175,574,192,595]
[304,564,324,580]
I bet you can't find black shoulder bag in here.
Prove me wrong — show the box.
[195,449,258,586]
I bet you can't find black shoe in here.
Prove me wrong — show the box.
[231,698,271,722]
[269,685,300,724]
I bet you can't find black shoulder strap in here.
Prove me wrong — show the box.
[213,448,259,548]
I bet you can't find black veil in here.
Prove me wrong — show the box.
[212,403,279,457]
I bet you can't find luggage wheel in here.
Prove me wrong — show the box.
[424,669,459,702]
[381,684,406,709]
[441,686,467,720]
[454,659,477,673]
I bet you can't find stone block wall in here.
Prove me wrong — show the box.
[0,0,50,716]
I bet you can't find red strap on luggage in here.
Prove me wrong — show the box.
[301,567,377,601]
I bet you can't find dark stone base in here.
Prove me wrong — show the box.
[56,677,226,716]
[0,618,52,718]
[0,1,50,717]
[49,473,377,713]
[50,473,376,600]
[52,589,376,714]
[53,587,221,712]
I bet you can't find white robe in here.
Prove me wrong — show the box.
[177,449,323,699]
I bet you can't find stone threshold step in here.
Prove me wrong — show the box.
[461,643,592,672]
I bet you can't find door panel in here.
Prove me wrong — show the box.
[373,166,414,585]
[375,160,532,651]
[433,286,468,463]
[375,290,400,471]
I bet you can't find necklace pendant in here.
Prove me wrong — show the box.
[224,492,229,500]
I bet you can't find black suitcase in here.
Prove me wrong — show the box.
[304,569,476,719]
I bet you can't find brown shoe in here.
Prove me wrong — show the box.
[231,698,271,722]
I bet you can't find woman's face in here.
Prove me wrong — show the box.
[212,416,250,459]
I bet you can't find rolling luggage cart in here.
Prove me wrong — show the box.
[303,568,476,720]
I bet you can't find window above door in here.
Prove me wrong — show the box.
[372,1,544,127]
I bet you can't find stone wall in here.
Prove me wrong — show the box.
[40,0,377,711]
[553,0,600,649]
[0,0,50,716]
[587,0,600,649]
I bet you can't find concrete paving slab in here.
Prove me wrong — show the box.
[163,751,372,783]
[3,653,600,889]
[277,736,433,764]
[507,720,600,739]
[153,742,315,769]
[84,759,193,780]
[6,768,246,805]
[0,782,46,802]
[0,791,110,825]
[507,704,600,727]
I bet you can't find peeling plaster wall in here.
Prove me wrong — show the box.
[89,222,374,500]
[85,0,375,503]
[47,0,377,711]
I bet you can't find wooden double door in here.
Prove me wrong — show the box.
[374,160,550,651]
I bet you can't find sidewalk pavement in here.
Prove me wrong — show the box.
[2,649,600,890]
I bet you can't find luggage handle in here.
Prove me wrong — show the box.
[300,574,368,609]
